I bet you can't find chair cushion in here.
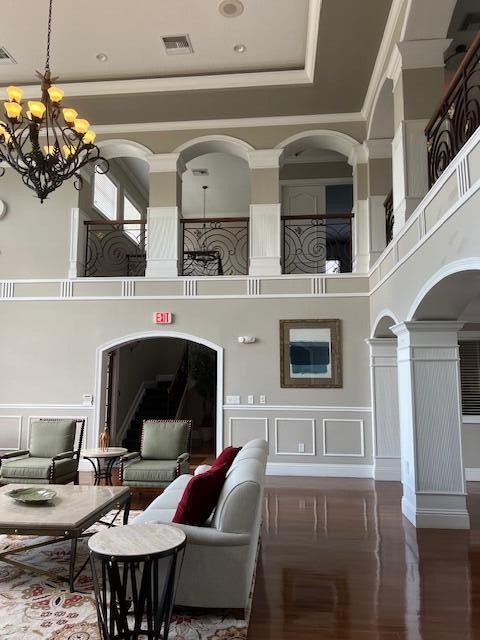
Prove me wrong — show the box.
[122,459,179,483]
[211,446,241,471]
[141,421,189,460]
[173,462,229,526]
[29,420,76,458]
[0,456,76,480]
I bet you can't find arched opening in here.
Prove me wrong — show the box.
[80,140,152,277]
[94,331,224,464]
[371,310,398,338]
[276,131,356,274]
[175,136,253,276]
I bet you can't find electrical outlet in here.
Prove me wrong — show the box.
[259,395,266,404]
[298,442,305,453]
[226,395,240,405]
[247,395,254,404]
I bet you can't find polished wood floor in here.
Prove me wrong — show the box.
[80,472,480,639]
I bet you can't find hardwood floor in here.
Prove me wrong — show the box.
[80,472,480,639]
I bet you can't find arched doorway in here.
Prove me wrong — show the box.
[93,331,224,461]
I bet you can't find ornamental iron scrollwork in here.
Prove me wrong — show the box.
[384,190,394,245]
[85,220,147,277]
[281,214,353,274]
[426,32,480,186]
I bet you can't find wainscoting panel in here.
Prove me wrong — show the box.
[274,418,316,456]
[0,416,22,450]
[228,417,269,447]
[322,419,365,457]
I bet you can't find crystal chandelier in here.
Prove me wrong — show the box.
[0,0,108,203]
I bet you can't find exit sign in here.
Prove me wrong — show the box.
[153,311,172,324]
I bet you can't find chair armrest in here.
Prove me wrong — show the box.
[194,464,212,476]
[0,450,29,460]
[121,452,141,463]
[168,523,251,547]
[177,452,189,463]
[52,450,75,461]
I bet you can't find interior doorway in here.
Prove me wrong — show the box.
[96,334,220,463]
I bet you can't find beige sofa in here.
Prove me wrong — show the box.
[132,438,268,613]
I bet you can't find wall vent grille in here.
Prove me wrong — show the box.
[161,35,193,55]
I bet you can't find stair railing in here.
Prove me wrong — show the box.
[168,346,189,416]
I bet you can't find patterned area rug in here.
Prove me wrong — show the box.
[0,511,249,639]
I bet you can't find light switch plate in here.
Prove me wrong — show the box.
[226,395,240,405]
[259,395,266,404]
[247,395,254,404]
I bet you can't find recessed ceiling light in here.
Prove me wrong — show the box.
[219,0,244,18]
[233,44,246,53]
[96,53,108,62]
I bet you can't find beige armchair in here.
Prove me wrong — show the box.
[120,419,192,488]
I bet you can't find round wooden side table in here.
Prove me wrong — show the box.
[82,447,128,485]
[88,523,186,640]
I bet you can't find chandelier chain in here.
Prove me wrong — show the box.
[45,0,54,72]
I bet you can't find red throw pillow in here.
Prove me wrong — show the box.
[211,446,241,470]
[172,462,229,526]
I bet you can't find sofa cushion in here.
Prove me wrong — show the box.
[212,446,241,471]
[173,462,229,526]
[132,508,177,525]
[141,421,189,460]
[29,420,76,458]
[0,456,76,480]
[122,459,179,483]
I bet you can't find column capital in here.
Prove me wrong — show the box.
[363,138,392,160]
[247,149,283,170]
[347,143,368,167]
[391,321,464,337]
[387,39,452,87]
[149,153,186,175]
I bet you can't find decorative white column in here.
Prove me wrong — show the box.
[391,321,469,529]
[146,153,185,278]
[68,207,88,278]
[247,150,283,276]
[348,144,369,272]
[367,338,401,481]
[387,39,451,235]
[364,139,393,266]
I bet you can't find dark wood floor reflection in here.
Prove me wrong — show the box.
[80,472,480,639]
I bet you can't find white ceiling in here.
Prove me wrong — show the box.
[0,0,309,85]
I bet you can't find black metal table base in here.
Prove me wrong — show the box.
[90,545,185,640]
[85,456,118,485]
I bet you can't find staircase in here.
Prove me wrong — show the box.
[122,381,174,451]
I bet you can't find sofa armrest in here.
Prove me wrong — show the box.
[177,452,189,464]
[0,450,29,460]
[194,464,212,476]
[52,450,75,461]
[121,452,141,463]
[169,523,251,547]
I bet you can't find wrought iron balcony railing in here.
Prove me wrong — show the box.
[426,31,480,187]
[181,217,249,276]
[281,214,353,274]
[384,189,394,245]
[84,220,147,277]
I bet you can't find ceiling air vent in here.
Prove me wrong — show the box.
[0,47,16,64]
[161,35,193,55]
[192,169,209,176]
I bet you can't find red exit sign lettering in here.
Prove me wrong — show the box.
[153,312,172,324]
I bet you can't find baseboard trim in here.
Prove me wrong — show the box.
[465,468,480,481]
[402,496,471,529]
[374,467,401,481]
[266,462,374,478]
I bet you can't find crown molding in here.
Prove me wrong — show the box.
[94,111,365,135]
[305,0,322,81]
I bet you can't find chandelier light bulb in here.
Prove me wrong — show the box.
[4,102,22,120]
[73,118,90,134]
[82,130,96,145]
[6,86,23,103]
[43,145,55,156]
[47,86,64,103]
[63,144,76,157]
[28,101,46,119]
[62,108,78,124]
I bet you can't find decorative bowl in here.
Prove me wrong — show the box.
[7,488,56,504]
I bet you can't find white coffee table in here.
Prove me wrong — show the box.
[82,447,128,485]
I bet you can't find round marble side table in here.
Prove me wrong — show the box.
[88,523,186,640]
[82,447,128,485]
